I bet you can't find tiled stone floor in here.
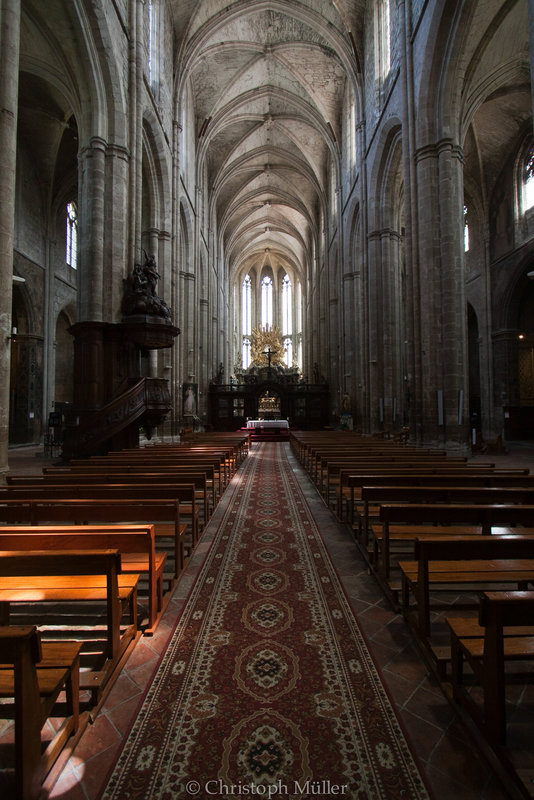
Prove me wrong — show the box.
[4,440,534,800]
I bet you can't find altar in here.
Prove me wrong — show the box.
[246,419,290,429]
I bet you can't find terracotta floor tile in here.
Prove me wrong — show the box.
[405,684,458,730]
[98,671,145,711]
[70,712,123,763]
[398,708,446,763]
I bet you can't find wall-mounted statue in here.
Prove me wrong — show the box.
[123,252,171,320]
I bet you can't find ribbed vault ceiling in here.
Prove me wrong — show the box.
[171,0,364,283]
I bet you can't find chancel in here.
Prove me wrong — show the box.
[1,2,534,799]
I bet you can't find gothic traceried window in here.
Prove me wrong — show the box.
[242,336,251,370]
[242,274,251,335]
[463,205,470,252]
[242,274,252,368]
[349,98,357,172]
[148,1,159,88]
[282,275,293,367]
[236,270,303,371]
[66,202,77,269]
[522,145,534,212]
[282,274,292,336]
[296,282,302,368]
[283,336,293,367]
[375,0,391,87]
[261,275,273,327]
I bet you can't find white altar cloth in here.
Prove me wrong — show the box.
[246,419,289,429]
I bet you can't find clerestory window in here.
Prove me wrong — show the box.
[463,205,469,252]
[522,145,534,213]
[375,0,391,84]
[148,1,159,88]
[66,202,77,269]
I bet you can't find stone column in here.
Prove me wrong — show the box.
[171,120,182,433]
[380,227,404,431]
[437,139,469,451]
[104,143,129,321]
[366,228,382,430]
[78,137,106,321]
[128,0,144,266]
[415,139,468,451]
[398,0,421,441]
[0,0,21,478]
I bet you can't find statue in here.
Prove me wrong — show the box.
[124,252,171,320]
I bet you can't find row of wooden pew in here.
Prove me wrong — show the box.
[0,432,248,800]
[289,429,534,797]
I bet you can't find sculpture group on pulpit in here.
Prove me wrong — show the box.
[124,252,171,320]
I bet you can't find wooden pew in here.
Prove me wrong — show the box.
[289,431,377,466]
[7,472,212,527]
[447,590,534,745]
[295,438,448,477]
[398,535,534,640]
[376,503,534,584]
[318,450,466,499]
[0,483,200,548]
[67,454,228,494]
[0,496,186,583]
[0,625,83,800]
[336,468,531,524]
[157,432,250,464]
[361,485,534,558]
[311,450,457,489]
[0,548,140,708]
[0,523,164,633]
[44,458,222,506]
[123,444,239,482]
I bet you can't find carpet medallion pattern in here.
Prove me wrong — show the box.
[101,444,430,800]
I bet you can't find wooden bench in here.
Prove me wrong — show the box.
[0,524,164,633]
[317,449,463,499]
[310,450,456,489]
[361,485,534,558]
[0,483,200,550]
[289,431,408,467]
[44,460,221,509]
[97,445,238,486]
[134,439,245,468]
[447,591,534,745]
[376,503,534,584]
[0,548,140,710]
[0,625,82,800]
[0,496,186,587]
[398,535,534,640]
[7,471,211,528]
[336,468,532,524]
[174,433,249,463]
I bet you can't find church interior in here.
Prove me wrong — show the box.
[2,1,534,799]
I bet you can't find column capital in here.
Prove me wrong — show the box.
[415,138,464,164]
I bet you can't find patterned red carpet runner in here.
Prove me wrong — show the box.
[101,444,430,800]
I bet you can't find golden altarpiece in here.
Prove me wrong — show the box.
[208,326,329,430]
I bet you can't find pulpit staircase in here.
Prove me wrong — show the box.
[61,377,171,461]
